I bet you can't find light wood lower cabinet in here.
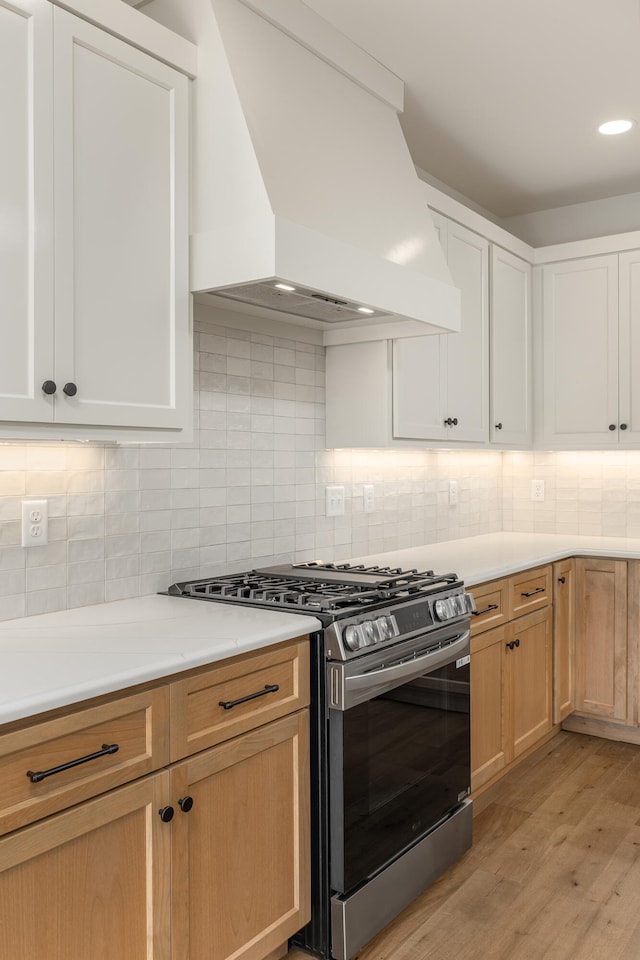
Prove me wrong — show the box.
[507,607,553,760]
[0,774,171,960]
[574,558,629,722]
[471,608,553,790]
[170,711,310,960]
[470,625,507,788]
[0,637,311,960]
[553,558,575,723]
[470,567,554,792]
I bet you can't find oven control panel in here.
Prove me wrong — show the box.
[325,589,475,660]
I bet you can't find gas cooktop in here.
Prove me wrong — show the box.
[166,561,462,620]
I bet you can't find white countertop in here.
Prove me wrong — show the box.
[0,595,320,725]
[349,532,640,586]
[5,531,640,727]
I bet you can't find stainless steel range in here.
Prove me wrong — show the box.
[167,561,475,960]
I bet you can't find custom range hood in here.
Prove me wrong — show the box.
[187,0,461,344]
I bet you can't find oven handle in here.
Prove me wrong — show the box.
[329,629,470,711]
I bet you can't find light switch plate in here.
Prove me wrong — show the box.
[326,486,345,517]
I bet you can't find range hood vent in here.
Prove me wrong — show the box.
[181,0,462,344]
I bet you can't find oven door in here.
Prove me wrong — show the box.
[327,625,470,895]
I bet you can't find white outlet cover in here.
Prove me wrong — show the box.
[21,499,48,547]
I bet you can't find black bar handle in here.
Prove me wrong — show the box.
[219,684,279,711]
[471,603,499,617]
[521,586,545,598]
[27,743,119,784]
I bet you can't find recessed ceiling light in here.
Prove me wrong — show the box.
[357,306,375,314]
[274,283,296,291]
[598,119,635,136]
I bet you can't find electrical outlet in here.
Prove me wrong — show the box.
[449,480,458,505]
[363,484,375,513]
[531,480,545,501]
[22,500,48,547]
[325,485,345,517]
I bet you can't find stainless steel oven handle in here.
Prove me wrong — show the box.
[333,629,470,709]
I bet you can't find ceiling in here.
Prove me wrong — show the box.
[301,0,640,219]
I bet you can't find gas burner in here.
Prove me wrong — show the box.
[166,561,463,623]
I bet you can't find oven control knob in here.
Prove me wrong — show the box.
[434,598,453,621]
[362,620,377,645]
[344,624,364,651]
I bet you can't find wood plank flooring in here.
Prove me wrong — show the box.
[287,732,640,960]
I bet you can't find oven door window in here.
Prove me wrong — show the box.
[329,659,470,895]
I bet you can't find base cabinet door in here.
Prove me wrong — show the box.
[575,558,628,722]
[170,711,310,960]
[471,626,507,791]
[553,558,575,723]
[0,774,171,960]
[506,607,553,761]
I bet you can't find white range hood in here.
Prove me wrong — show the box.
[159,0,461,344]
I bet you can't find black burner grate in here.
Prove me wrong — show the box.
[167,562,461,617]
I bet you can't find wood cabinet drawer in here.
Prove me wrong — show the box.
[170,637,310,761]
[0,687,169,836]
[469,579,508,635]
[509,565,552,619]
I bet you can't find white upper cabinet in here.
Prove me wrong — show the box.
[618,251,640,444]
[0,1,191,440]
[393,214,489,443]
[541,251,640,448]
[0,0,53,424]
[490,246,532,445]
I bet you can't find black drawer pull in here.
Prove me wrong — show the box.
[521,586,545,598]
[26,743,119,784]
[472,603,499,617]
[219,684,279,710]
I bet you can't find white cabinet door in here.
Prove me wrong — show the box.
[444,220,489,442]
[393,217,489,443]
[618,250,640,443]
[52,9,190,429]
[541,256,619,446]
[392,335,446,440]
[0,0,54,423]
[490,246,531,445]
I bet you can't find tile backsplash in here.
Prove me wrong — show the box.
[3,308,640,622]
[0,310,503,621]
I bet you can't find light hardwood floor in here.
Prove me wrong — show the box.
[288,731,640,960]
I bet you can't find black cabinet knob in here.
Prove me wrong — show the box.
[158,805,174,823]
[609,424,616,431]
[495,422,503,430]
[62,382,77,397]
[621,423,628,431]
[514,638,520,648]
[42,380,57,395]
[178,796,194,813]
[444,417,459,427]
[558,576,566,584]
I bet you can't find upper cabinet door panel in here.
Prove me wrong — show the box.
[52,9,190,428]
[542,256,619,445]
[0,0,54,423]
[618,250,640,443]
[444,221,489,442]
[392,335,446,440]
[490,246,531,445]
